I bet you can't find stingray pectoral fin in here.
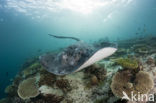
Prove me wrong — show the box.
[75,47,117,72]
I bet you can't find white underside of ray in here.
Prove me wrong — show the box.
[75,47,117,72]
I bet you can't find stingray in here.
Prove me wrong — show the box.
[39,34,117,75]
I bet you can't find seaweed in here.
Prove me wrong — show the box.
[114,57,139,70]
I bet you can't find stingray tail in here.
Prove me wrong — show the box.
[48,34,80,41]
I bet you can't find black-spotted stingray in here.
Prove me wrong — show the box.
[39,34,117,75]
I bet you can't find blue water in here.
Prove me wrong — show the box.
[0,0,156,99]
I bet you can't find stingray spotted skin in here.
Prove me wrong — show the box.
[39,35,117,75]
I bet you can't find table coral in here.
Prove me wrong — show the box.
[17,77,39,100]
[134,71,154,94]
[111,70,154,99]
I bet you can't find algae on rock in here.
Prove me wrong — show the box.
[114,58,138,70]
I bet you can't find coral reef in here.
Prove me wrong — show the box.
[17,77,39,100]
[85,63,107,82]
[111,70,133,98]
[146,57,155,65]
[1,36,156,103]
[111,70,154,98]
[56,79,72,92]
[5,85,17,97]
[39,85,63,96]
[30,94,64,103]
[22,57,39,69]
[0,98,9,103]
[84,63,107,89]
[113,48,129,57]
[114,57,139,70]
[91,75,99,85]
[22,62,42,78]
[133,45,149,54]
[134,71,154,94]
[38,70,56,87]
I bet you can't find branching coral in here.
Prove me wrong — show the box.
[111,70,154,99]
[114,58,138,70]
[17,77,39,100]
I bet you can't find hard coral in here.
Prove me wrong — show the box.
[13,75,23,87]
[135,46,148,54]
[56,79,72,92]
[85,63,107,81]
[134,71,154,94]
[111,70,133,98]
[5,85,17,97]
[146,57,155,65]
[115,58,138,70]
[17,77,39,100]
[39,85,63,96]
[30,94,64,103]
[111,70,154,99]
[0,98,9,103]
[38,70,56,87]
[91,75,99,85]
[22,62,42,78]
[22,57,38,69]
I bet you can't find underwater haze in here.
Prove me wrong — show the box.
[0,0,156,100]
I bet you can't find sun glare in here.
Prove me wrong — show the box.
[6,0,134,16]
[58,0,110,14]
